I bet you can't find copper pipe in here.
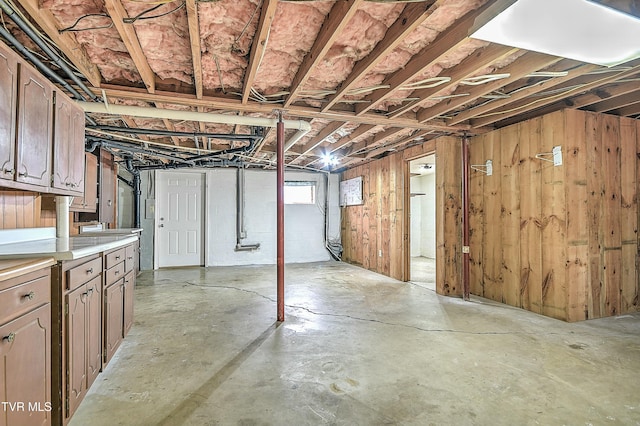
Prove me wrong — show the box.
[462,135,470,301]
[277,113,285,322]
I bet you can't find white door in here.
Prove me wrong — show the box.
[156,171,204,267]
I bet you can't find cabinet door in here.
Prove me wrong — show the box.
[123,271,134,337]
[0,304,51,426]
[0,43,18,183]
[16,66,53,187]
[99,150,116,227]
[70,153,97,212]
[103,280,123,366]
[52,93,84,194]
[85,276,102,389]
[65,285,87,420]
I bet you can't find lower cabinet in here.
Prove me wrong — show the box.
[51,242,136,425]
[0,262,53,426]
[64,275,101,419]
[103,279,123,366]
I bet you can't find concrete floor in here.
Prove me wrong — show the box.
[70,261,640,425]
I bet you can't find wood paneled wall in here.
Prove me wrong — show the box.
[469,109,639,321]
[341,136,462,296]
[0,191,41,229]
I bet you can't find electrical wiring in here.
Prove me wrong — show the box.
[58,13,113,33]
[123,1,185,24]
[233,0,262,52]
[214,55,226,93]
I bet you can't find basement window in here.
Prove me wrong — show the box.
[284,181,316,205]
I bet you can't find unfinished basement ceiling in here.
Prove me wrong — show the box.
[2,0,640,170]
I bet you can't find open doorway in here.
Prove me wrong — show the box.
[409,154,436,290]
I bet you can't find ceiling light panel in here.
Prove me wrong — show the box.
[471,0,640,67]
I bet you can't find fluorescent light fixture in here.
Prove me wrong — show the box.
[470,0,640,67]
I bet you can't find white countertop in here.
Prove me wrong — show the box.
[80,228,143,236]
[0,231,138,261]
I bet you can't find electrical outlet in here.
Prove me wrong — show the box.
[378,250,382,257]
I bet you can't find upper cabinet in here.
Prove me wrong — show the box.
[52,92,85,194]
[0,40,86,196]
[16,65,53,188]
[0,42,18,184]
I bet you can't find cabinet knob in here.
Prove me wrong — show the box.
[22,291,35,301]
[18,171,27,177]
[114,270,120,275]
[86,267,94,274]
[83,288,94,297]
[3,333,15,343]
[115,256,121,260]
[2,168,13,174]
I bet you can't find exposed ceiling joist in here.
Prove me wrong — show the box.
[242,0,279,104]
[290,121,347,164]
[103,0,156,93]
[186,0,203,100]
[388,44,519,118]
[416,52,562,123]
[365,129,434,159]
[91,85,476,132]
[321,0,439,112]
[284,0,365,107]
[586,89,640,113]
[354,1,494,116]
[475,62,640,127]
[450,63,600,126]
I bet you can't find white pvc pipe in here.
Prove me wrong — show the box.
[55,196,70,238]
[76,101,312,132]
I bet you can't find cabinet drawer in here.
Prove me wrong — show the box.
[0,273,50,325]
[105,262,125,287]
[67,257,102,290]
[105,248,125,270]
[124,244,135,273]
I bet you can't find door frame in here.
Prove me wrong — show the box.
[403,150,437,284]
[153,170,208,269]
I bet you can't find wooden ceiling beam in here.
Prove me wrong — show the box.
[289,121,347,164]
[449,62,600,126]
[365,129,433,159]
[341,127,405,157]
[283,0,365,107]
[242,0,279,104]
[88,85,478,132]
[611,102,640,117]
[186,0,203,100]
[388,45,518,118]
[585,89,640,113]
[103,0,156,93]
[476,62,640,128]
[354,1,494,116]
[14,0,102,87]
[416,52,562,123]
[304,124,377,167]
[321,0,439,112]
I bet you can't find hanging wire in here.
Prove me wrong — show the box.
[123,1,186,24]
[59,13,113,33]
[232,0,262,53]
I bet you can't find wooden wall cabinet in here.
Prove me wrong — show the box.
[0,42,18,184]
[16,66,53,189]
[70,153,98,212]
[0,265,52,426]
[99,150,117,228]
[52,93,85,195]
[0,39,86,197]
